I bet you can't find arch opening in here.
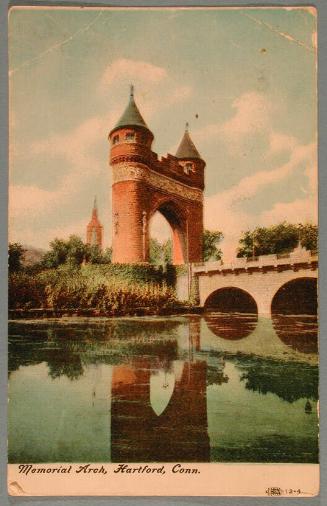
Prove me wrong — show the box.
[204,287,258,340]
[148,212,172,265]
[148,202,186,265]
[205,287,258,313]
[271,278,318,354]
[271,278,317,316]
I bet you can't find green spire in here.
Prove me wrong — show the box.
[111,85,150,134]
[175,123,202,159]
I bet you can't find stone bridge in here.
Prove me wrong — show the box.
[176,249,318,316]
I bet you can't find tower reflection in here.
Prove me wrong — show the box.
[111,356,210,462]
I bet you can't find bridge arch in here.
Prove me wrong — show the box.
[203,287,258,340]
[196,263,318,316]
[271,277,317,315]
[204,286,258,314]
[271,277,318,354]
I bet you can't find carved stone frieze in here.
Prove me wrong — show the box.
[112,163,203,203]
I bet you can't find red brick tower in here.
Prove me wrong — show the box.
[86,197,103,250]
[108,86,205,264]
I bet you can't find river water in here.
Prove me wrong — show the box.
[8,313,318,463]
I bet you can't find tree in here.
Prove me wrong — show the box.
[162,239,172,264]
[150,231,223,264]
[65,235,86,266]
[42,238,69,268]
[42,236,112,268]
[203,230,223,261]
[102,247,112,263]
[85,245,112,264]
[85,244,102,264]
[298,223,318,251]
[149,238,172,265]
[8,243,25,272]
[42,235,86,268]
[237,222,318,258]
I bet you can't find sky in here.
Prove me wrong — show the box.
[8,6,317,258]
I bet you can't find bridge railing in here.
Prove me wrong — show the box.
[192,250,317,273]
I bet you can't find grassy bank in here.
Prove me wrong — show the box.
[9,264,180,316]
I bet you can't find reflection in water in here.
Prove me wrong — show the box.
[237,355,318,403]
[8,315,319,464]
[111,359,210,462]
[272,314,318,354]
[8,319,182,380]
[204,312,258,340]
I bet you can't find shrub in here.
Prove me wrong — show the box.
[8,264,177,313]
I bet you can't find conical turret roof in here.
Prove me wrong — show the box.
[110,85,150,134]
[175,123,202,160]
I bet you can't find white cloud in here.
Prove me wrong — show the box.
[268,131,298,154]
[218,142,314,206]
[192,91,273,156]
[9,185,56,220]
[222,91,272,138]
[10,112,114,211]
[30,112,117,173]
[9,217,88,250]
[9,112,114,248]
[205,141,317,259]
[260,196,317,226]
[98,58,193,124]
[99,58,167,93]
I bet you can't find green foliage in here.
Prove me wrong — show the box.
[237,222,318,258]
[42,238,69,268]
[84,244,103,264]
[150,230,223,265]
[102,247,113,263]
[298,223,318,251]
[149,238,172,265]
[203,230,223,261]
[41,236,112,268]
[9,272,47,309]
[8,264,176,312]
[238,356,318,403]
[8,243,25,272]
[66,235,86,266]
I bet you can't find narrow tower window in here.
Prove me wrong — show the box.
[125,132,135,142]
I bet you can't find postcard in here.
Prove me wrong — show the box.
[7,5,318,497]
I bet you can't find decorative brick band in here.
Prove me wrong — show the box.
[112,163,203,203]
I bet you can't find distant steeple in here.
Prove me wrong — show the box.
[92,196,98,218]
[86,197,103,250]
[175,123,202,160]
[110,85,150,135]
